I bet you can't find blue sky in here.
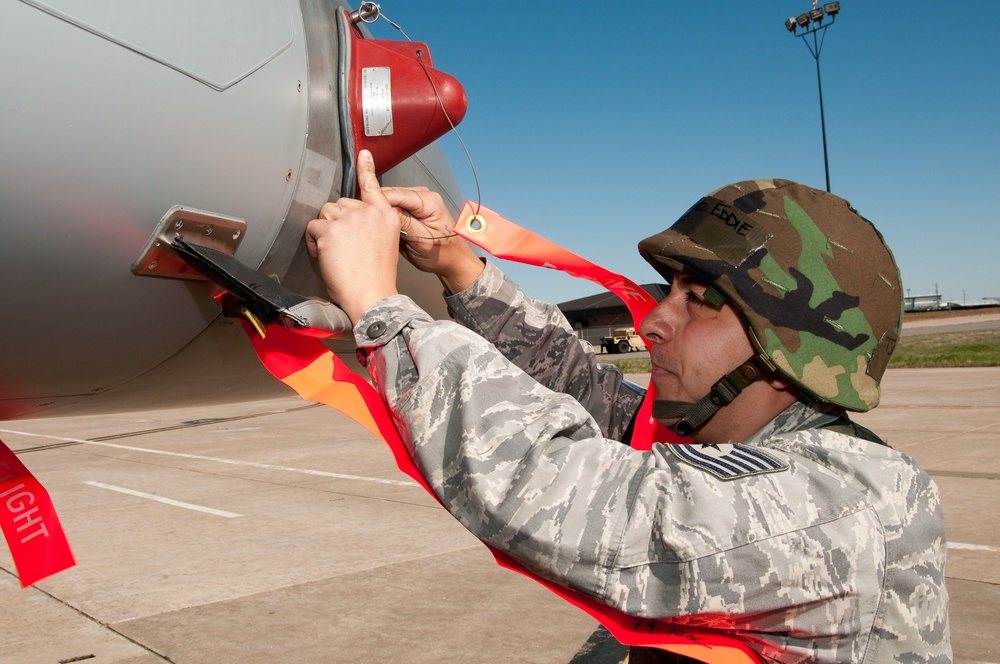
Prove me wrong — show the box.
[367,1,1000,306]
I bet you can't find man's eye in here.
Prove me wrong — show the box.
[685,291,708,308]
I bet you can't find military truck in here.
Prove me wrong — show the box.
[601,327,645,354]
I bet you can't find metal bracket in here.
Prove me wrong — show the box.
[131,206,247,280]
[170,236,352,339]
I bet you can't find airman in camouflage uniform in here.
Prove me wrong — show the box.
[305,153,951,663]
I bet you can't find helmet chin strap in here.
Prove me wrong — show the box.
[652,354,775,438]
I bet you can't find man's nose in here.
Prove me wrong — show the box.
[639,298,677,344]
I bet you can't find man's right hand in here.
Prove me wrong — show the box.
[383,186,485,294]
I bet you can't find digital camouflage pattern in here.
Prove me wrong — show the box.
[442,258,644,441]
[638,179,903,412]
[352,261,950,662]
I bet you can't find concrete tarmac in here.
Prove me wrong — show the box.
[1,366,997,663]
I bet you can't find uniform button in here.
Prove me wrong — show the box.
[366,321,387,339]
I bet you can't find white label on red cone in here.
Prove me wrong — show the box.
[361,67,393,137]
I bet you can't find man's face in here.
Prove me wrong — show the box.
[639,273,755,425]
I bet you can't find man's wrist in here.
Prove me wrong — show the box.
[340,289,399,323]
[438,255,486,295]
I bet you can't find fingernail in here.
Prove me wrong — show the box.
[358,149,373,163]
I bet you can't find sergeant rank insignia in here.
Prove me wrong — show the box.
[667,443,788,481]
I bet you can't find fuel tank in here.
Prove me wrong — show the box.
[0,0,463,419]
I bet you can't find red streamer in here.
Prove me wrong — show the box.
[453,202,682,451]
[242,201,760,662]
[0,440,75,587]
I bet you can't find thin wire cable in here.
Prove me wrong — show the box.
[398,229,458,242]
[415,50,482,216]
[376,9,412,41]
[377,8,483,218]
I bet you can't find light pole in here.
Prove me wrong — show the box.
[785,3,840,193]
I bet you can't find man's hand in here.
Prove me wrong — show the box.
[305,150,401,323]
[384,186,484,294]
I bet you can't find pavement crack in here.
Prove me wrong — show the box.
[0,567,176,662]
[9,403,323,455]
[945,573,1000,587]
[928,470,1000,481]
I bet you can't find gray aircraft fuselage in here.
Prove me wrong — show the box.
[0,0,463,419]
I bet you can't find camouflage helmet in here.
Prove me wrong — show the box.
[638,179,903,412]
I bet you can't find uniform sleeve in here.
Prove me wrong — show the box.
[355,295,904,662]
[443,260,643,441]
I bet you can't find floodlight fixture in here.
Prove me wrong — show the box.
[782,3,841,192]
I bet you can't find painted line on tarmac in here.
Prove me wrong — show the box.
[0,428,418,487]
[948,541,1000,553]
[84,481,242,518]
[75,474,1000,553]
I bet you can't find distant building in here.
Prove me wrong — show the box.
[559,287,988,345]
[904,294,943,312]
[558,284,668,347]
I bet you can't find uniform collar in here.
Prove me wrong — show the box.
[741,399,843,446]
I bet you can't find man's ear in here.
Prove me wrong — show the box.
[766,371,799,394]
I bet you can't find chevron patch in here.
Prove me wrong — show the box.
[667,443,788,481]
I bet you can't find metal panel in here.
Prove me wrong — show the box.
[0,0,465,418]
[19,0,294,91]
[0,0,309,403]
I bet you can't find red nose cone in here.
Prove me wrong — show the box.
[347,31,468,176]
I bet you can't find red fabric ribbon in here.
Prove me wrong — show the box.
[0,440,76,586]
[453,202,682,451]
[246,326,760,663]
[241,202,761,663]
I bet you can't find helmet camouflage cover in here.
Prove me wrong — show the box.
[638,179,903,412]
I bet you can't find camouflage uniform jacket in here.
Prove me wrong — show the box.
[355,261,951,663]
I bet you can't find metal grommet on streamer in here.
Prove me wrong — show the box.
[465,214,486,235]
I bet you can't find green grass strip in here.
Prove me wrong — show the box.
[600,329,1000,373]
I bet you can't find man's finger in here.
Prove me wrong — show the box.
[304,218,326,258]
[318,202,342,220]
[383,185,430,199]
[356,149,391,210]
[384,187,429,216]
